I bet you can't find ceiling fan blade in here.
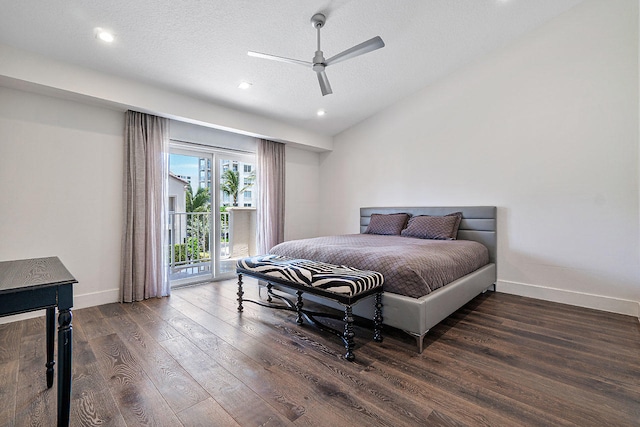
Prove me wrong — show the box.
[317,70,332,96]
[247,51,311,67]
[325,36,385,67]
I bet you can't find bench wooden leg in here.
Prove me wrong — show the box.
[343,305,355,361]
[374,292,383,342]
[295,291,304,324]
[266,283,273,303]
[237,274,244,312]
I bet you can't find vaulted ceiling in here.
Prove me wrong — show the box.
[0,0,584,136]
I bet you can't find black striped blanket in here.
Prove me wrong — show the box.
[237,255,384,297]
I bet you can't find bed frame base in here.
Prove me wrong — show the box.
[264,206,497,354]
[406,330,429,354]
[269,263,496,353]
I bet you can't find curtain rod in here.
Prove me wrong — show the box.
[169,138,256,154]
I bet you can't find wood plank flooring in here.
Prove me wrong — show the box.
[1,277,638,426]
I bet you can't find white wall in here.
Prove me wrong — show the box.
[0,86,124,319]
[284,145,321,241]
[170,119,257,153]
[319,0,640,316]
[0,86,322,323]
[0,43,332,152]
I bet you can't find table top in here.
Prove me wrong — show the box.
[0,257,77,293]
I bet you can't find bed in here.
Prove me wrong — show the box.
[268,206,497,353]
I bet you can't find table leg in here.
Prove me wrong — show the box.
[57,308,72,426]
[46,307,55,388]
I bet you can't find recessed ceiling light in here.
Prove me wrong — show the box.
[238,81,252,89]
[317,109,326,117]
[95,28,114,43]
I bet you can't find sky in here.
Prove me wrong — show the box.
[170,154,199,194]
[169,153,256,206]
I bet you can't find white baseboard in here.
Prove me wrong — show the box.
[75,287,120,309]
[497,280,640,319]
[3,282,638,325]
[0,287,120,325]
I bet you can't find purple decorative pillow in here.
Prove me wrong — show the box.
[364,213,410,235]
[401,212,463,240]
[448,212,463,238]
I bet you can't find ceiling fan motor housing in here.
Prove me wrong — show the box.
[312,51,326,71]
[310,13,326,28]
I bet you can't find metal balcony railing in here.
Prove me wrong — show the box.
[167,211,230,281]
[220,211,230,258]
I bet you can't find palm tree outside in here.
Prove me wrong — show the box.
[186,185,211,213]
[221,169,255,206]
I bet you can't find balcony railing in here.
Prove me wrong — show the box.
[220,211,230,259]
[167,209,255,282]
[168,211,230,281]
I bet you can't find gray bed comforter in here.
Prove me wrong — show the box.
[269,234,490,299]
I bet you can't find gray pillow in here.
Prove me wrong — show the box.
[401,212,462,240]
[364,213,410,235]
[448,211,463,238]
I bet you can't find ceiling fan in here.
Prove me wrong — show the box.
[248,13,385,96]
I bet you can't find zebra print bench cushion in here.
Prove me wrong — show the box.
[237,255,384,297]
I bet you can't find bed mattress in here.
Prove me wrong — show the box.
[269,234,490,299]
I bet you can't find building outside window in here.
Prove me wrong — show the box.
[199,158,212,190]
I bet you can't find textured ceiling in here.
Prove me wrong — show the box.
[0,0,584,136]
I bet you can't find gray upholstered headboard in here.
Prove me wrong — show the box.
[360,206,497,264]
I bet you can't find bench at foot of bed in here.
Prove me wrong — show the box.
[236,255,384,361]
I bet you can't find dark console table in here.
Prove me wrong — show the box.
[0,257,77,426]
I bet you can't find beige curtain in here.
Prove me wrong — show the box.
[256,139,285,254]
[121,110,170,302]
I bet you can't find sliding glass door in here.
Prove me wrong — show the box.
[168,144,256,286]
[218,154,257,275]
[167,150,213,286]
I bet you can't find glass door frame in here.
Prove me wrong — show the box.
[217,151,257,277]
[169,141,256,285]
[168,144,216,287]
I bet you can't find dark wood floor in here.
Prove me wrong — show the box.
[1,277,639,426]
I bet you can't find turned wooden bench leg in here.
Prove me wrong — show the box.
[373,292,383,342]
[343,305,355,361]
[295,291,304,324]
[236,257,384,362]
[237,273,244,312]
[266,283,273,303]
